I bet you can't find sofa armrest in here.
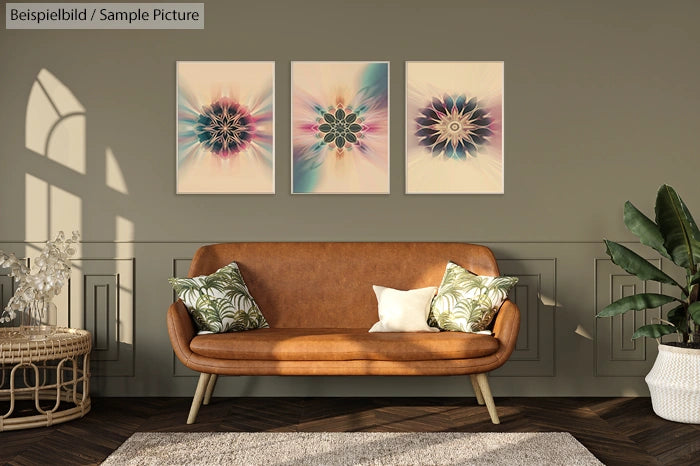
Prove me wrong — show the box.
[167,299,196,367]
[491,299,520,360]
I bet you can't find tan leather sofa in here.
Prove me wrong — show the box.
[167,242,520,424]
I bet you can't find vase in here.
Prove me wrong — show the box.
[19,297,57,340]
[645,343,700,424]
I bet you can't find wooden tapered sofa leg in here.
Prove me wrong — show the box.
[203,374,218,406]
[187,373,212,424]
[469,374,485,405]
[475,372,500,424]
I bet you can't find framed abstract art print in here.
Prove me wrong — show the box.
[406,61,504,194]
[176,61,275,194]
[292,61,390,194]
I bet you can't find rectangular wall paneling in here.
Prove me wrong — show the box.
[172,258,199,377]
[595,257,665,377]
[67,258,136,378]
[492,259,556,377]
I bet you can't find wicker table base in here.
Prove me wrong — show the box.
[0,327,91,431]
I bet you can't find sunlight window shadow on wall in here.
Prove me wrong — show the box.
[26,69,86,174]
[106,147,128,195]
[25,69,86,244]
[23,69,134,358]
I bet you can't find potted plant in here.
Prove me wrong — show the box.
[597,184,700,423]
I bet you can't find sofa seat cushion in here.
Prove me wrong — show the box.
[189,328,499,361]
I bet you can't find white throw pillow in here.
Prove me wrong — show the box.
[369,285,439,333]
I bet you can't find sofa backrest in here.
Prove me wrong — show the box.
[187,242,500,329]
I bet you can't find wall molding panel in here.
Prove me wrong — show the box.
[492,259,556,377]
[0,258,27,317]
[0,272,17,313]
[67,258,135,378]
[594,257,663,377]
[171,258,198,377]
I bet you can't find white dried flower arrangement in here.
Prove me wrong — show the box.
[0,231,80,324]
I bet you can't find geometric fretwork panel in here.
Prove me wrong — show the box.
[67,258,135,377]
[0,271,18,323]
[492,259,556,377]
[0,259,28,326]
[0,272,13,313]
[172,258,198,377]
[595,257,663,377]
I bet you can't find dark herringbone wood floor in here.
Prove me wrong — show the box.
[2,397,699,465]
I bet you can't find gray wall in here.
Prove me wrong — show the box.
[1,0,699,397]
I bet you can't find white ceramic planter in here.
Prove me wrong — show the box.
[645,344,700,424]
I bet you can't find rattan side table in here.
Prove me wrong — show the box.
[0,327,91,431]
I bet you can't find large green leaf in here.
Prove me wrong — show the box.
[688,302,700,326]
[597,293,678,317]
[623,201,671,260]
[655,185,700,270]
[604,240,681,287]
[632,324,677,339]
[667,304,688,333]
[679,195,700,265]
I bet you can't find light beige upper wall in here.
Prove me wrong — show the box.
[1,0,698,243]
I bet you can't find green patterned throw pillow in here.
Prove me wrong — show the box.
[169,261,269,334]
[429,261,518,333]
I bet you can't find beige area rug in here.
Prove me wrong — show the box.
[102,432,603,465]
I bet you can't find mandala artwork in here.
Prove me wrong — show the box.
[177,62,274,194]
[292,62,389,194]
[406,62,503,194]
[194,98,255,156]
